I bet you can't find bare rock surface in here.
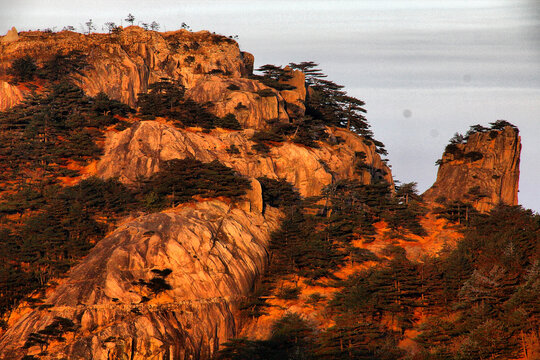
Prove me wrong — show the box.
[185,75,289,129]
[0,200,281,360]
[96,121,393,197]
[1,27,19,43]
[0,27,289,127]
[0,81,24,109]
[423,126,520,212]
[279,67,306,118]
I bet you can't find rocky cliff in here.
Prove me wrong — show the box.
[96,121,393,198]
[0,26,304,129]
[423,126,521,212]
[0,200,281,359]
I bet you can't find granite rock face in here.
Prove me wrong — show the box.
[423,126,521,212]
[0,81,23,109]
[0,200,281,360]
[96,121,393,197]
[0,27,290,129]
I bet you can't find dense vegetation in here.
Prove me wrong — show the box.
[225,201,540,359]
[0,81,131,187]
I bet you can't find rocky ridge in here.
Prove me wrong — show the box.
[0,26,302,129]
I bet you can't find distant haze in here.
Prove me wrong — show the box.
[2,0,539,211]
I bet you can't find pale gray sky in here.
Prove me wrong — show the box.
[1,0,539,211]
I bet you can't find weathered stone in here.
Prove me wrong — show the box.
[96,121,394,197]
[0,200,281,360]
[279,66,306,119]
[1,27,19,43]
[0,81,24,109]
[423,126,521,212]
[185,76,289,129]
[241,51,254,75]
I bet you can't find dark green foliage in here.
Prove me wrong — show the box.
[135,277,172,295]
[464,151,483,162]
[23,317,77,352]
[137,80,186,117]
[251,131,285,143]
[226,144,240,154]
[490,120,518,131]
[434,200,478,226]
[218,313,315,360]
[91,92,133,118]
[173,99,220,129]
[136,81,241,130]
[269,210,345,280]
[289,61,327,86]
[250,130,284,154]
[253,64,296,91]
[139,158,251,209]
[38,50,89,82]
[271,116,328,148]
[276,285,301,300]
[415,205,540,359]
[0,82,128,187]
[215,113,242,130]
[316,320,404,360]
[257,177,302,209]
[255,88,276,97]
[8,55,38,83]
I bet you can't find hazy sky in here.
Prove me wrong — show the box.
[2,0,539,211]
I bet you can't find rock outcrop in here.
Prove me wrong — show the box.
[0,200,281,360]
[185,76,289,129]
[278,67,307,119]
[1,27,19,44]
[96,121,393,197]
[0,27,291,129]
[423,126,520,212]
[0,80,24,109]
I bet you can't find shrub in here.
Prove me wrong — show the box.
[255,88,275,97]
[257,177,301,209]
[226,144,240,154]
[276,285,301,300]
[215,113,242,130]
[251,131,284,143]
[137,80,185,117]
[38,50,89,81]
[139,158,251,208]
[8,55,37,83]
[251,143,270,154]
[464,151,484,162]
